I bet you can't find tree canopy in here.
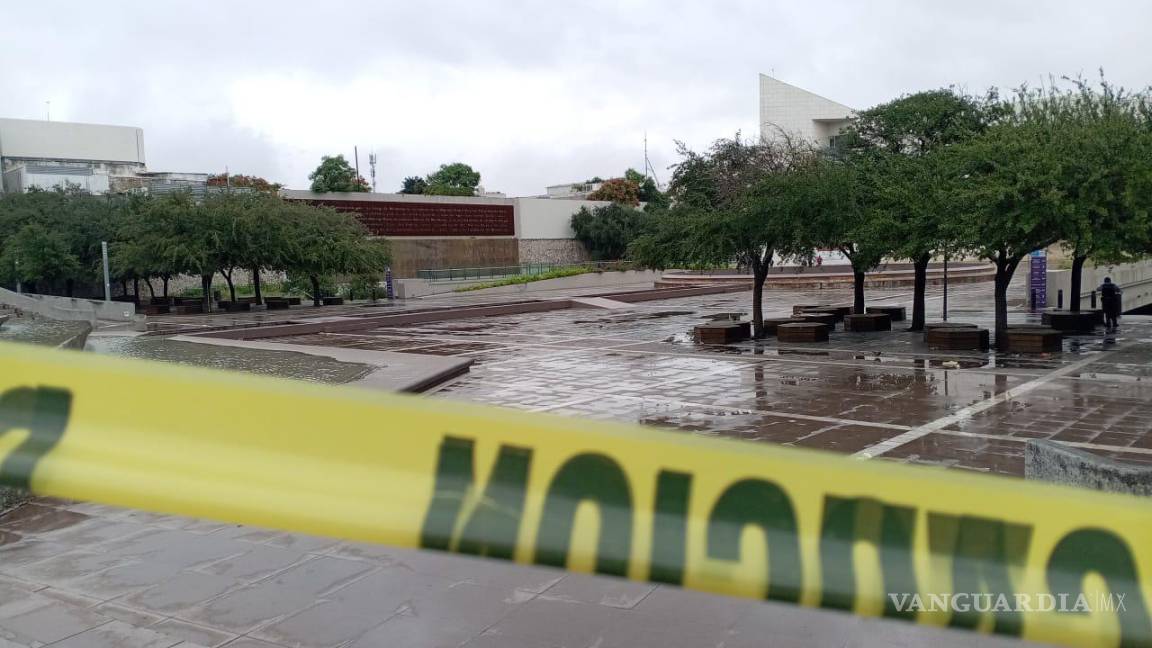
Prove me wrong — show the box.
[0,188,389,309]
[425,162,481,196]
[308,155,369,193]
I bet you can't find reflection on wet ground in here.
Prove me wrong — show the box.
[0,317,90,347]
[85,335,374,384]
[263,282,1152,477]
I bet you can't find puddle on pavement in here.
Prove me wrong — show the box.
[86,336,374,384]
[0,317,90,346]
[573,310,696,325]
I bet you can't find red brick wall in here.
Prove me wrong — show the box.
[300,198,514,237]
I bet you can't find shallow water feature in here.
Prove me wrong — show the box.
[0,317,90,346]
[86,335,374,384]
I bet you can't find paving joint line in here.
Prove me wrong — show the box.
[854,345,1121,459]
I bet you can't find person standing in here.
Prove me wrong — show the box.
[1099,277,1123,332]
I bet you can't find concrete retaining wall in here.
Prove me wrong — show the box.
[1046,259,1152,312]
[0,288,138,323]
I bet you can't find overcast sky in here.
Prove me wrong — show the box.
[3,1,1150,196]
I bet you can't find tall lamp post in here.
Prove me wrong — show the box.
[942,249,949,322]
[101,241,111,302]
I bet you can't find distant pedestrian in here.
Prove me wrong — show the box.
[1099,277,1123,332]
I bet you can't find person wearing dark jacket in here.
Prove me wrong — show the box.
[1100,277,1123,332]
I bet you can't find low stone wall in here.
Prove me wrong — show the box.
[0,287,137,323]
[517,239,590,265]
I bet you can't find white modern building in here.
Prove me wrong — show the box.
[759,74,854,147]
[0,117,206,195]
[540,180,604,200]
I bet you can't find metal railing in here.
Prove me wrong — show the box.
[416,260,633,283]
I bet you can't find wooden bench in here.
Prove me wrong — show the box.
[695,321,752,344]
[866,305,906,322]
[217,301,252,312]
[1001,327,1063,353]
[927,327,990,350]
[799,313,838,328]
[792,303,829,316]
[322,297,345,306]
[704,312,747,321]
[1041,310,1099,333]
[798,307,845,322]
[761,317,808,336]
[286,296,302,306]
[264,298,291,311]
[844,313,892,332]
[172,304,204,315]
[777,322,829,343]
[922,322,977,341]
[138,304,170,315]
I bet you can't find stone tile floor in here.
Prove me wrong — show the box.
[10,280,1141,646]
[0,500,1038,648]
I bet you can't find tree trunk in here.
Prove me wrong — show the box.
[145,278,156,299]
[162,275,170,298]
[252,267,263,305]
[853,269,866,314]
[120,279,128,296]
[751,263,768,338]
[65,279,75,298]
[1070,254,1087,312]
[201,274,213,313]
[310,275,322,307]
[133,277,140,302]
[993,252,1022,347]
[910,253,929,331]
[220,269,237,303]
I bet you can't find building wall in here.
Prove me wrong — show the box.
[0,118,145,165]
[515,197,612,239]
[518,239,590,265]
[387,238,520,278]
[759,74,854,145]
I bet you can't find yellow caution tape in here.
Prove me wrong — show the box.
[2,340,1151,646]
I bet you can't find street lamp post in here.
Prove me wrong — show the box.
[14,259,20,295]
[942,250,949,322]
[101,241,111,302]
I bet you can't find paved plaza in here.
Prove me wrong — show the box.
[8,280,1149,647]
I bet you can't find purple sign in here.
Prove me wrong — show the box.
[1029,250,1047,310]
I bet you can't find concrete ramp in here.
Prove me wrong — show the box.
[569,297,634,310]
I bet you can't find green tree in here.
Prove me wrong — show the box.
[0,223,80,294]
[1026,77,1152,311]
[425,163,480,196]
[400,176,428,194]
[570,203,647,260]
[945,111,1069,338]
[632,134,818,337]
[282,203,390,306]
[838,89,1005,328]
[794,157,895,314]
[623,168,668,208]
[308,155,369,193]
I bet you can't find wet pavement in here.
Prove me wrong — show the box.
[0,499,1039,648]
[5,280,1136,647]
[267,282,1152,477]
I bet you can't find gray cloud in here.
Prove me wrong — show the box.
[2,0,1150,196]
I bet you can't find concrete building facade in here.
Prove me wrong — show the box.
[759,74,854,147]
[0,117,206,195]
[282,190,606,277]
